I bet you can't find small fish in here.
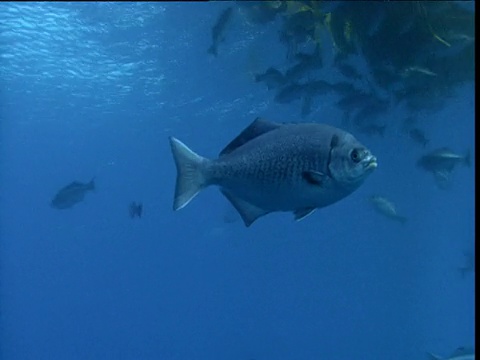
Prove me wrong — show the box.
[417,148,470,190]
[169,117,377,227]
[207,7,233,56]
[407,128,429,148]
[129,201,143,219]
[284,46,323,81]
[254,67,286,90]
[51,178,95,209]
[428,346,475,360]
[368,195,407,224]
[274,83,306,104]
[417,147,470,176]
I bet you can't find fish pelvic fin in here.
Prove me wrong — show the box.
[169,137,210,211]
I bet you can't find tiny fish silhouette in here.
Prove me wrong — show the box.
[129,202,142,218]
[51,178,95,209]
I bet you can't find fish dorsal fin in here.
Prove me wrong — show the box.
[219,117,283,157]
[220,189,270,227]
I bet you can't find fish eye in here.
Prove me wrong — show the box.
[350,149,361,163]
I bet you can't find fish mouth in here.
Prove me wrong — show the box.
[364,155,378,170]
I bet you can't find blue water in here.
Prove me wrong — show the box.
[0,2,475,360]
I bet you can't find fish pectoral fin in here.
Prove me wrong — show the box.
[302,170,327,186]
[293,207,316,221]
[220,190,270,227]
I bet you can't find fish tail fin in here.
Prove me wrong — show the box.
[169,137,210,211]
[396,215,407,225]
[88,177,96,192]
[464,150,471,167]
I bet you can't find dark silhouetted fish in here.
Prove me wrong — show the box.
[417,147,470,174]
[417,147,470,189]
[284,46,323,82]
[407,128,429,147]
[254,67,286,90]
[274,83,306,104]
[207,7,233,57]
[51,178,95,209]
[169,117,377,227]
[129,202,143,219]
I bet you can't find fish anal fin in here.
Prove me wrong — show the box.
[220,189,269,227]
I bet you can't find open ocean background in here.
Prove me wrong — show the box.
[0,2,474,360]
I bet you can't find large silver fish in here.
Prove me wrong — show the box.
[169,118,377,227]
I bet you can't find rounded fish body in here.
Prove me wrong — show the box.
[169,118,377,226]
[209,123,375,212]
